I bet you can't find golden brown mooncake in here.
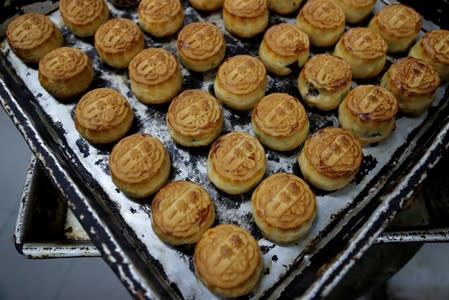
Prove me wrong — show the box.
[332,0,376,24]
[129,48,183,104]
[59,0,109,37]
[207,132,266,195]
[338,85,398,145]
[268,0,303,15]
[409,29,449,81]
[6,12,64,63]
[334,27,387,79]
[176,22,226,72]
[259,23,310,76]
[167,89,223,147]
[214,55,267,110]
[75,88,134,144]
[298,53,352,111]
[223,0,269,38]
[381,57,440,115]
[109,133,171,198]
[194,224,263,297]
[298,126,363,191]
[189,0,224,11]
[368,4,421,53]
[38,47,94,100]
[252,93,309,151]
[296,0,345,47]
[151,180,215,245]
[138,0,184,37]
[251,173,317,243]
[95,18,144,68]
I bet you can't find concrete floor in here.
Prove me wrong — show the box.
[1,107,449,299]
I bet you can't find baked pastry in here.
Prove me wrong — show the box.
[259,23,310,76]
[138,0,184,37]
[167,89,223,146]
[409,29,449,81]
[129,48,183,104]
[109,133,171,198]
[334,27,387,79]
[381,57,440,115]
[296,0,345,47]
[252,93,309,151]
[268,0,303,15]
[194,224,263,297]
[95,18,144,68]
[332,0,376,24]
[6,13,64,63]
[177,22,226,72]
[223,0,269,38]
[298,54,352,111]
[189,0,224,11]
[59,0,109,37]
[75,88,134,144]
[368,4,421,53]
[298,126,363,191]
[151,180,215,245]
[251,173,317,243]
[214,55,267,110]
[208,132,266,195]
[338,85,398,145]
[38,47,94,100]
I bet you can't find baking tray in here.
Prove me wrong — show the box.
[14,155,449,260]
[2,0,449,299]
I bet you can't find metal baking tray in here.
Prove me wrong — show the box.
[2,0,449,298]
[14,155,449,260]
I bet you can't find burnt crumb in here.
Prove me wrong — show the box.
[226,42,247,56]
[272,255,278,262]
[76,138,90,158]
[266,76,300,98]
[267,151,281,163]
[183,72,203,90]
[309,112,339,132]
[130,207,137,214]
[95,158,110,175]
[354,154,378,184]
[260,244,275,255]
[264,268,270,275]
[223,109,251,127]
[90,76,110,89]
[115,188,121,194]
[54,121,67,135]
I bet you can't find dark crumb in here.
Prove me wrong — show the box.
[354,154,378,184]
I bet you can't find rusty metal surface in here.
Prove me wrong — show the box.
[2,0,449,299]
